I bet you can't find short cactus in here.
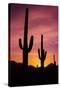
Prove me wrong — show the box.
[38,35,47,68]
[53,54,56,65]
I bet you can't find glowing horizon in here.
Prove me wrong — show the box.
[9,4,58,67]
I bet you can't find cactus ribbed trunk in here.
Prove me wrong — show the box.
[41,35,44,68]
[41,35,43,52]
[23,8,28,66]
[24,8,28,48]
[41,60,44,68]
[19,8,34,67]
[23,51,28,66]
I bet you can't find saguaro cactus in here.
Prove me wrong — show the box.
[38,35,47,68]
[19,8,33,67]
[53,54,56,65]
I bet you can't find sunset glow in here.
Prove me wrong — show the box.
[9,4,58,67]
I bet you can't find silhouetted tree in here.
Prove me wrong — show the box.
[38,35,47,68]
[19,8,34,67]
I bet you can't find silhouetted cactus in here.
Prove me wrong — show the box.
[19,8,34,67]
[38,35,47,68]
[53,54,56,65]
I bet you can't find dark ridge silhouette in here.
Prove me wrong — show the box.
[38,35,47,68]
[8,61,58,86]
[19,8,34,67]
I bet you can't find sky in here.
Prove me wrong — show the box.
[9,4,58,67]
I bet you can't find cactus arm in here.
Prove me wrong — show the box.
[44,51,47,59]
[28,36,33,52]
[19,38,23,49]
[38,48,41,60]
[38,48,40,59]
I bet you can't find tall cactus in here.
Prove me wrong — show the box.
[19,8,33,67]
[38,35,47,68]
[53,54,56,65]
